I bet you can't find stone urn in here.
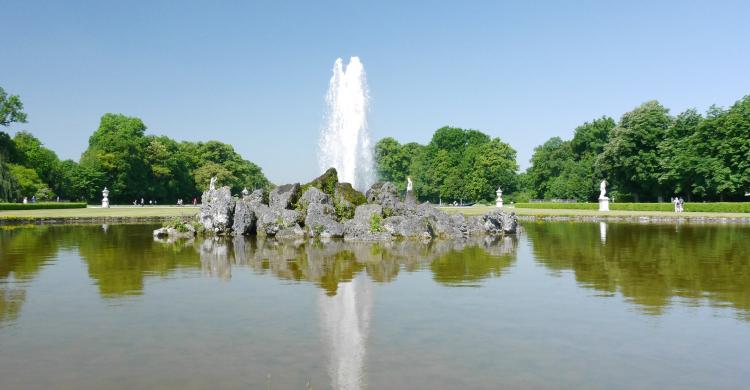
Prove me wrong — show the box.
[495,187,503,208]
[102,187,110,208]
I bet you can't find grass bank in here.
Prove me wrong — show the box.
[0,205,199,224]
[442,205,750,223]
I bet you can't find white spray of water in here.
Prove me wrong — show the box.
[319,57,375,191]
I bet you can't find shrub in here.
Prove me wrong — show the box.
[0,202,87,210]
[370,213,384,232]
[514,202,750,213]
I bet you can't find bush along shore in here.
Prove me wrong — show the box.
[0,202,87,210]
[189,168,518,242]
[444,205,750,224]
[515,202,750,213]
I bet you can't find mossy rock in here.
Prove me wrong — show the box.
[295,167,339,210]
[304,167,339,197]
[335,182,366,206]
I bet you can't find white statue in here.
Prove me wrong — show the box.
[406,176,413,192]
[102,187,110,208]
[495,187,503,208]
[242,187,249,197]
[209,177,217,191]
[598,180,609,211]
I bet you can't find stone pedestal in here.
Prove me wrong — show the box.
[405,190,417,205]
[598,197,609,211]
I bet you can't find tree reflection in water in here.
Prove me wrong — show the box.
[525,222,750,319]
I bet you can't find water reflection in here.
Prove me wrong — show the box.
[197,235,518,294]
[321,274,372,389]
[525,222,750,319]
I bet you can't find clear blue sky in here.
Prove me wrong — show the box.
[2,0,749,184]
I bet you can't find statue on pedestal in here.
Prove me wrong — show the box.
[209,177,217,191]
[598,180,609,211]
[405,176,416,204]
[102,187,110,208]
[495,187,503,208]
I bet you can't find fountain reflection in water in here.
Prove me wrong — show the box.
[320,275,372,390]
[319,57,374,191]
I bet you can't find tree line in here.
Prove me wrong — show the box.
[375,126,518,203]
[375,95,750,204]
[0,87,270,203]
[3,84,749,204]
[525,96,750,202]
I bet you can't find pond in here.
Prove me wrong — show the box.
[1,222,749,389]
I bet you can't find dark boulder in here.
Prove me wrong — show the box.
[269,183,300,210]
[232,200,257,235]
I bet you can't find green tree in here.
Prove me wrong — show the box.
[597,101,672,201]
[571,116,615,158]
[12,131,65,196]
[525,137,574,199]
[0,86,26,202]
[7,164,45,198]
[658,109,703,200]
[691,97,750,200]
[406,126,516,203]
[374,137,424,192]
[80,114,150,202]
[0,87,27,127]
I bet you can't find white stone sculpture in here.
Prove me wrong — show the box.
[209,177,217,191]
[406,176,413,192]
[495,187,503,208]
[102,187,110,208]
[598,180,609,211]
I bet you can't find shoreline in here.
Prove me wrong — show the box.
[3,204,750,225]
[443,206,750,224]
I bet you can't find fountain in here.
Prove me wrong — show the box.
[318,57,375,191]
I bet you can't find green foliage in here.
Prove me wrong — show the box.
[33,186,55,201]
[7,164,44,197]
[74,114,271,203]
[12,131,66,197]
[305,167,339,197]
[369,213,384,232]
[597,101,672,201]
[515,202,750,213]
[515,202,598,210]
[374,138,423,191]
[0,202,86,210]
[0,159,20,202]
[0,87,27,127]
[376,127,518,203]
[163,217,191,233]
[527,95,750,202]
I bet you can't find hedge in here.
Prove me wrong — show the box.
[0,202,88,211]
[515,202,750,213]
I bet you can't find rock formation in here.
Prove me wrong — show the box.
[198,169,518,240]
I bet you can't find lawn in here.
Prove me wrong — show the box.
[0,205,199,220]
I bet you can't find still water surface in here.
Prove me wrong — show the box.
[0,223,749,389]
